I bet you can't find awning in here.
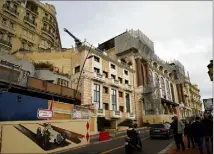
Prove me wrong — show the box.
[161,98,179,107]
[0,81,81,105]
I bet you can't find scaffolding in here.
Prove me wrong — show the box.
[114,29,155,62]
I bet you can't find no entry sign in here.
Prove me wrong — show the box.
[37,108,53,119]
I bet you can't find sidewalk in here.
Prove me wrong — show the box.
[166,137,212,154]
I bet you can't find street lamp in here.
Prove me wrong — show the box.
[207,60,213,81]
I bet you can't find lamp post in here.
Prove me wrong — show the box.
[207,60,213,81]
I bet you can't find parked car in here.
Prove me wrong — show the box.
[150,123,173,139]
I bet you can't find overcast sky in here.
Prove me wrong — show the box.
[47,1,212,100]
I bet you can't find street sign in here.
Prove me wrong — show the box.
[37,108,53,119]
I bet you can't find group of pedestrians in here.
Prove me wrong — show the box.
[170,113,213,154]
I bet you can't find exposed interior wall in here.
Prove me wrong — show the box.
[0,120,89,153]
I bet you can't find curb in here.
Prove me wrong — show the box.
[53,128,150,154]
[158,141,175,154]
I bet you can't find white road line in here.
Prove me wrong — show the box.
[54,129,150,154]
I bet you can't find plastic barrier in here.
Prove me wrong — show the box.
[99,131,110,141]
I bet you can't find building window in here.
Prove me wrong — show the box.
[0,33,3,40]
[111,64,116,70]
[111,74,116,79]
[21,41,26,49]
[124,70,128,75]
[103,71,108,78]
[2,18,6,25]
[94,56,100,63]
[94,84,100,108]
[94,67,100,74]
[166,80,171,100]
[118,77,122,84]
[103,86,108,94]
[7,36,11,43]
[103,103,109,110]
[111,89,117,111]
[160,77,166,98]
[74,66,80,73]
[125,80,129,84]
[14,4,17,11]
[119,106,124,112]
[119,91,123,97]
[9,22,13,29]
[126,93,131,112]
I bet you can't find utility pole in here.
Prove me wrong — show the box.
[64,28,93,99]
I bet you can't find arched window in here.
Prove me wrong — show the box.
[148,70,153,84]
[153,73,159,87]
[160,77,166,98]
[166,80,171,100]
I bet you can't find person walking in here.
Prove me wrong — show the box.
[184,120,195,150]
[201,113,213,154]
[192,116,204,154]
[170,116,185,151]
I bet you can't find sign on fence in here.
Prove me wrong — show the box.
[37,108,53,119]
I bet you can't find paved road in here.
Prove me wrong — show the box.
[57,130,173,154]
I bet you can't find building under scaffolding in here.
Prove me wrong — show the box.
[98,29,186,122]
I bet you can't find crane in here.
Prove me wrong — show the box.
[64,28,82,48]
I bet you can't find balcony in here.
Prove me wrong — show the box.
[24,16,37,27]
[27,77,81,101]
[43,17,56,27]
[26,8,39,16]
[108,78,120,87]
[124,84,133,92]
[0,23,15,34]
[0,39,12,49]
[126,112,135,120]
[21,34,35,44]
[97,108,105,117]
[3,4,19,17]
[41,28,55,41]
[92,72,105,82]
[110,110,122,118]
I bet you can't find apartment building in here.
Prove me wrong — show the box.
[15,46,136,132]
[0,0,61,53]
[189,84,203,115]
[181,76,193,118]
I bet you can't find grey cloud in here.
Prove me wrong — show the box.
[47,1,212,99]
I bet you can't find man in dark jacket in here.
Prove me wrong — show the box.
[170,116,185,151]
[201,113,213,154]
[184,120,195,149]
[192,116,204,154]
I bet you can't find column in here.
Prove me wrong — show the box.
[176,84,181,103]
[135,58,144,86]
[145,63,149,84]
[141,64,145,85]
[180,84,185,104]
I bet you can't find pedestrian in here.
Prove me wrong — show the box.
[201,113,213,154]
[170,116,185,151]
[184,120,195,150]
[192,116,204,154]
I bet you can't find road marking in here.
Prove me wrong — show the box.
[100,136,149,154]
[54,129,150,154]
